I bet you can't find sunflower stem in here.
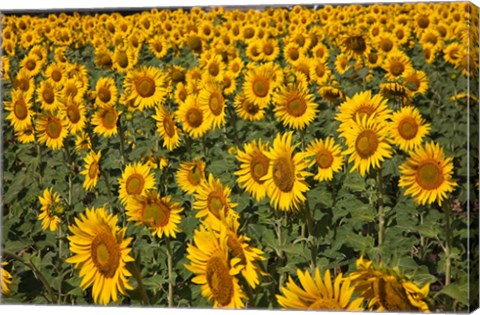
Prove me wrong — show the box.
[165,237,174,307]
[57,226,63,304]
[377,168,385,247]
[101,171,114,208]
[36,142,45,188]
[202,135,207,157]
[443,200,452,286]
[3,250,55,303]
[131,261,150,305]
[118,118,127,167]
[303,199,317,268]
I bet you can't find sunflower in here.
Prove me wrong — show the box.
[402,69,429,97]
[350,257,430,312]
[382,50,413,80]
[262,132,311,212]
[95,77,118,108]
[38,187,62,232]
[234,139,270,202]
[343,114,393,177]
[66,207,134,305]
[152,105,181,151]
[443,42,463,65]
[75,131,91,151]
[94,46,114,70]
[273,81,318,130]
[149,35,169,59]
[379,81,410,101]
[390,106,430,152]
[5,89,34,131]
[277,268,364,310]
[340,29,370,60]
[1,55,11,81]
[311,43,330,62]
[80,150,102,191]
[310,59,332,85]
[45,62,66,87]
[234,92,266,122]
[91,106,119,138]
[15,124,36,144]
[193,174,238,227]
[284,42,304,64]
[376,32,397,55]
[1,261,13,295]
[176,95,211,139]
[37,80,62,113]
[202,54,225,81]
[198,81,226,129]
[20,53,42,77]
[113,45,138,73]
[319,85,344,105]
[221,72,237,96]
[399,141,456,205]
[60,98,87,134]
[36,113,68,150]
[243,62,281,107]
[118,162,156,206]
[228,57,244,78]
[185,224,246,308]
[123,66,167,110]
[176,159,207,195]
[306,137,344,182]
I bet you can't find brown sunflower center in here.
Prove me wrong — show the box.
[242,99,260,115]
[171,70,185,83]
[208,63,220,77]
[187,36,202,51]
[17,77,31,92]
[14,99,28,120]
[143,200,170,227]
[135,76,156,98]
[187,164,203,185]
[43,87,55,104]
[398,117,418,140]
[46,118,62,139]
[208,92,224,115]
[206,255,234,306]
[316,150,334,169]
[417,15,429,29]
[315,64,326,77]
[88,161,99,179]
[163,116,176,137]
[126,173,145,195]
[102,108,117,130]
[207,192,226,219]
[287,47,300,61]
[390,61,405,77]
[186,107,203,128]
[263,42,274,55]
[252,76,270,98]
[91,230,120,278]
[65,84,78,98]
[67,105,81,124]
[272,157,295,193]
[98,87,112,103]
[117,51,129,68]
[395,29,405,40]
[26,59,37,71]
[285,95,307,117]
[355,130,379,158]
[380,38,393,53]
[250,153,270,183]
[346,35,367,54]
[52,69,62,82]
[368,53,379,65]
[309,297,342,310]
[416,160,444,190]
[244,27,255,39]
[227,233,246,264]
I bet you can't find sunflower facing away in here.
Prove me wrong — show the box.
[152,105,181,151]
[176,159,207,195]
[390,106,431,152]
[80,150,102,191]
[66,207,134,305]
[399,141,456,205]
[118,162,156,206]
[349,257,430,312]
[1,261,13,295]
[185,224,246,308]
[123,66,167,111]
[262,132,311,212]
[276,268,364,310]
[125,190,183,238]
[306,137,344,182]
[38,187,63,232]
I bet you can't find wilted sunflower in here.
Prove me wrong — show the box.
[91,106,119,138]
[277,268,364,310]
[1,261,13,295]
[38,188,62,232]
[36,113,68,150]
[80,150,102,191]
[176,159,207,195]
[399,141,456,205]
[185,224,246,308]
[5,89,34,131]
[306,137,344,182]
[262,132,311,212]
[123,66,167,111]
[176,95,211,139]
[198,81,226,129]
[350,257,430,312]
[66,207,134,305]
[118,162,156,206]
[95,77,118,108]
[126,190,183,238]
[152,105,181,151]
[343,115,393,177]
[390,106,430,152]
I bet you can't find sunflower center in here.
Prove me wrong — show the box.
[14,99,28,120]
[207,192,226,219]
[187,36,202,51]
[380,38,393,52]
[163,116,176,137]
[46,119,62,139]
[250,153,270,183]
[26,59,37,71]
[17,78,31,91]
[287,92,309,116]
[143,200,170,227]
[309,298,342,310]
[287,48,299,61]
[252,77,269,98]
[186,107,203,128]
[390,61,405,77]
[416,161,444,190]
[135,76,156,98]
[417,15,429,29]
[227,233,246,264]
[67,105,81,123]
[209,92,223,115]
[208,63,220,77]
[316,150,334,169]
[405,76,420,92]
[43,87,55,104]
[88,162,99,179]
[368,53,378,64]
[355,130,379,158]
[126,174,145,195]
[117,51,129,68]
[52,70,62,82]
[346,35,367,54]
[102,109,117,130]
[395,29,405,40]
[272,157,295,193]
[91,230,120,278]
[398,117,418,140]
[263,43,274,55]
[242,99,260,115]
[187,165,203,185]
[206,255,234,306]
[315,64,326,77]
[98,87,111,103]
[171,70,185,83]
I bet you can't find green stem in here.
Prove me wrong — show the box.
[101,171,114,207]
[57,227,63,304]
[118,119,127,167]
[36,142,44,188]
[165,237,174,307]
[130,262,149,305]
[443,201,452,286]
[3,250,55,303]
[377,168,385,247]
[202,136,207,157]
[303,199,316,268]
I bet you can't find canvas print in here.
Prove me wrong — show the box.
[0,1,479,312]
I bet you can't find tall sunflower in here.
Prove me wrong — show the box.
[399,141,456,205]
[198,81,226,129]
[80,150,102,191]
[66,207,134,305]
[152,105,181,151]
[277,268,364,310]
[118,162,156,206]
[234,139,270,202]
[38,188,62,232]
[185,224,246,308]
[390,106,430,152]
[36,113,68,150]
[176,159,207,195]
[123,66,167,111]
[262,132,311,212]
[306,137,344,182]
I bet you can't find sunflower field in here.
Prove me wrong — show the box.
[1,2,479,312]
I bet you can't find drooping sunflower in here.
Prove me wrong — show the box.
[38,188,62,232]
[91,106,119,138]
[176,95,212,139]
[198,81,226,129]
[277,268,364,310]
[118,162,156,206]
[319,85,344,105]
[36,113,68,150]
[66,207,134,305]
[193,174,238,227]
[60,98,87,134]
[390,106,431,152]
[185,224,246,308]
[95,77,118,108]
[234,91,266,122]
[80,150,102,191]
[399,141,456,205]
[343,114,393,177]
[234,139,270,202]
[306,137,344,182]
[5,89,34,131]
[1,261,13,295]
[75,131,91,151]
[176,159,207,195]
[125,190,183,238]
[350,257,430,312]
[273,81,318,130]
[152,105,181,151]
[123,66,167,111]
[15,124,36,144]
[262,132,311,212]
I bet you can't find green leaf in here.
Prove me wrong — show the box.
[435,283,469,305]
